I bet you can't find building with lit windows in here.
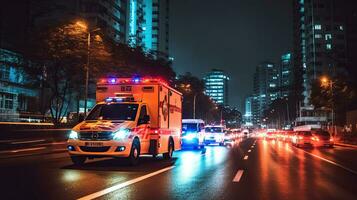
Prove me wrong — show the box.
[252,62,279,125]
[293,0,357,105]
[143,0,170,59]
[0,49,39,121]
[203,69,229,105]
[280,52,293,97]
[243,96,253,126]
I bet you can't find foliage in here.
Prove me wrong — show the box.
[22,20,176,125]
[175,73,217,122]
[310,77,355,125]
[263,98,293,129]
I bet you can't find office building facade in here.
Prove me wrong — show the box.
[280,52,294,97]
[142,0,170,59]
[204,69,229,105]
[293,0,357,105]
[243,96,253,126]
[252,62,279,125]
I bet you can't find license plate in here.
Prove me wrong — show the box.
[85,142,103,147]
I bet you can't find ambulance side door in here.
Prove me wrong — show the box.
[136,104,151,154]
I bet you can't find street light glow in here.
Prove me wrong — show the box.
[320,76,330,87]
[76,20,88,30]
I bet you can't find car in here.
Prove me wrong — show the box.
[311,130,334,148]
[265,131,276,140]
[181,119,205,149]
[291,131,313,147]
[204,125,225,146]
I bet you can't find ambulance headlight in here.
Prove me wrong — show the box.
[69,130,78,139]
[113,128,131,140]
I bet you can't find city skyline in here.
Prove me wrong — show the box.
[170,0,293,110]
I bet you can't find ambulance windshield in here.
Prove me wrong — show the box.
[86,104,139,121]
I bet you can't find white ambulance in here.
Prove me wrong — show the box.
[67,77,182,165]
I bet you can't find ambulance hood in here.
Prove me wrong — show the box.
[73,120,135,132]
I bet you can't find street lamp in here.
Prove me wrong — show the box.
[75,20,101,116]
[320,76,335,134]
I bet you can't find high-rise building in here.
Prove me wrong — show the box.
[280,52,294,97]
[243,96,253,126]
[0,0,171,121]
[143,0,170,59]
[126,0,146,46]
[293,0,357,105]
[203,69,229,105]
[252,62,279,125]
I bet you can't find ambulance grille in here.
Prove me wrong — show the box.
[79,146,110,152]
[79,131,113,141]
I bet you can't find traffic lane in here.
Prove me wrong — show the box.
[0,151,176,200]
[300,145,357,173]
[97,138,256,200]
[224,139,357,200]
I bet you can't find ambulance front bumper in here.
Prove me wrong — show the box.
[67,139,132,157]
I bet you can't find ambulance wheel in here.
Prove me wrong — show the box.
[71,156,86,166]
[128,139,140,166]
[163,139,174,160]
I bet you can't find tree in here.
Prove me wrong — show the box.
[25,21,110,125]
[175,73,217,122]
[310,76,355,125]
[263,98,293,129]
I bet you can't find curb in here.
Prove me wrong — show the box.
[335,142,357,148]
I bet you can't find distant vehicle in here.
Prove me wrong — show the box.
[294,106,328,132]
[292,131,313,147]
[67,77,182,166]
[181,119,205,149]
[264,129,277,140]
[311,130,334,148]
[204,125,225,146]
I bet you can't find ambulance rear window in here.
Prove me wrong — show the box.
[86,104,138,121]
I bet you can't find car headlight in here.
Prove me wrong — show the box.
[113,128,131,140]
[183,132,197,140]
[69,130,78,139]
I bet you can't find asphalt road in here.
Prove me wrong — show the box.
[1,137,357,200]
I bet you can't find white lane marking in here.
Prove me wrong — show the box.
[244,155,248,160]
[0,147,47,153]
[233,170,244,182]
[78,166,175,200]
[296,148,357,175]
[248,150,251,153]
[11,139,45,144]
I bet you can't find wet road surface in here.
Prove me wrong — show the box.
[1,138,357,200]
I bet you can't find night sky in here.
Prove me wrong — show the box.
[169,0,293,111]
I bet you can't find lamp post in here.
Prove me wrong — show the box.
[181,83,198,119]
[76,21,100,116]
[320,76,334,134]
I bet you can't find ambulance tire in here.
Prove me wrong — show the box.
[71,156,86,166]
[163,138,174,160]
[128,139,140,166]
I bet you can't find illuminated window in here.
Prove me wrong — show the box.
[315,34,322,39]
[326,44,332,50]
[314,24,322,30]
[325,34,332,40]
